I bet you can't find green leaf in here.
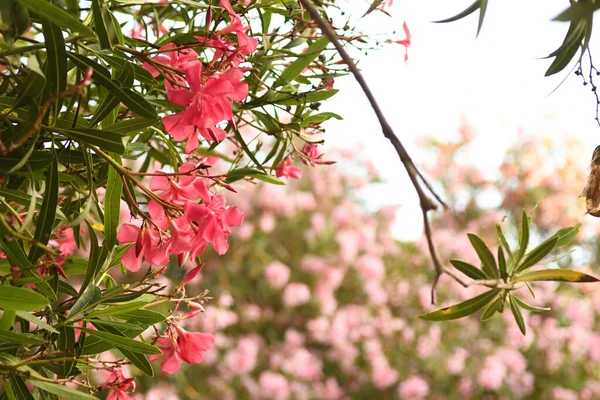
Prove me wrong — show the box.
[514,237,558,274]
[9,376,34,400]
[481,295,502,321]
[434,0,480,24]
[0,330,46,345]
[29,158,58,264]
[270,89,339,106]
[87,301,147,318]
[104,163,122,250]
[15,311,58,333]
[477,0,488,36]
[508,295,526,335]
[0,151,54,174]
[514,269,599,283]
[516,210,530,264]
[79,225,106,294]
[91,0,119,49]
[545,20,586,76]
[67,52,158,119]
[419,289,500,321]
[225,168,285,185]
[274,36,329,88]
[115,309,165,325]
[498,246,508,282]
[59,127,127,154]
[550,224,581,248]
[467,233,498,279]
[78,327,161,355]
[41,19,67,101]
[449,259,487,280]
[17,0,95,38]
[510,295,551,312]
[103,118,159,134]
[68,284,101,318]
[0,0,30,45]
[120,348,154,376]
[0,286,49,311]
[27,380,96,400]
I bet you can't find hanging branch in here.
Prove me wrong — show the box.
[296,0,453,303]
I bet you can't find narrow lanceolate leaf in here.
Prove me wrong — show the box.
[508,296,526,335]
[481,295,502,321]
[15,311,58,333]
[516,210,530,263]
[434,0,480,24]
[514,237,558,274]
[87,301,147,318]
[510,296,551,312]
[27,379,97,400]
[41,19,67,99]
[498,246,508,282]
[29,158,58,264]
[419,289,500,321]
[60,127,127,154]
[120,347,154,376]
[104,164,122,250]
[116,309,165,325]
[17,0,95,38]
[477,0,488,36]
[514,269,599,283]
[274,36,329,88]
[495,223,513,261]
[0,330,46,345]
[0,286,49,311]
[67,52,158,119]
[270,89,339,106]
[91,0,119,49]
[103,118,159,135]
[467,233,498,279]
[78,328,162,355]
[550,224,581,248]
[449,259,487,280]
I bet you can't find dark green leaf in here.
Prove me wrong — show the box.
[510,296,551,312]
[516,210,530,264]
[498,246,507,282]
[115,309,165,325]
[87,301,147,318]
[41,19,67,100]
[120,348,154,376]
[508,295,526,335]
[29,158,58,264]
[103,163,122,250]
[27,380,96,400]
[481,295,502,321]
[15,311,58,333]
[419,289,500,321]
[515,237,558,274]
[449,259,487,280]
[0,330,45,345]
[467,233,498,279]
[270,89,339,106]
[91,0,119,49]
[9,377,34,400]
[0,0,30,45]
[103,118,158,134]
[433,0,480,24]
[78,327,161,355]
[274,36,329,88]
[67,52,158,119]
[225,168,285,185]
[58,127,127,154]
[17,0,95,37]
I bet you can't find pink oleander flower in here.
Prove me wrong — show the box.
[162,63,248,152]
[259,371,290,400]
[142,43,199,78]
[398,376,429,400]
[150,326,215,374]
[149,162,210,205]
[275,158,303,179]
[185,193,244,256]
[283,283,311,307]
[116,221,170,272]
[218,0,258,55]
[264,261,291,289]
[103,369,136,400]
[395,21,411,63]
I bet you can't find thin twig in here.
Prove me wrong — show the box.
[297,0,449,303]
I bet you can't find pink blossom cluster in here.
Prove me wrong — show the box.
[131,132,600,399]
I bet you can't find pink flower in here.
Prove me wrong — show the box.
[103,369,136,400]
[218,0,258,55]
[395,21,411,63]
[150,327,215,374]
[275,158,302,179]
[142,43,198,78]
[264,261,291,289]
[185,194,244,256]
[258,371,290,400]
[283,283,311,307]
[398,376,429,400]
[116,222,170,272]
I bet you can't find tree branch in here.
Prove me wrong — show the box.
[297,0,450,302]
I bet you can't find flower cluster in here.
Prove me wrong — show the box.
[117,161,243,272]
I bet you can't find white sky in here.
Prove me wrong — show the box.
[323,0,600,240]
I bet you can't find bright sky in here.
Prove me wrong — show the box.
[323,0,600,240]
